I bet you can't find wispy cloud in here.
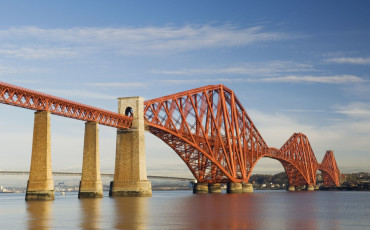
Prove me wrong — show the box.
[0,64,51,75]
[87,82,148,88]
[334,102,370,117]
[85,74,365,90]
[0,25,295,58]
[280,109,324,113]
[0,47,76,59]
[325,57,370,65]
[152,61,313,77]
[38,88,116,100]
[255,75,364,84]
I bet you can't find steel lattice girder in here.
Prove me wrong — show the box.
[0,81,132,129]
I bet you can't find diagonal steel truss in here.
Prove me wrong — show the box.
[318,150,340,186]
[144,85,340,186]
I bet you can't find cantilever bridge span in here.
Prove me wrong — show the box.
[1,81,340,193]
[144,84,340,187]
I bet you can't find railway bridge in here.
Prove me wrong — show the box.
[0,81,340,200]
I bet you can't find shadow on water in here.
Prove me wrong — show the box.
[26,200,53,230]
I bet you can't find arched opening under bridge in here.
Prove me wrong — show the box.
[249,157,287,190]
[144,133,194,179]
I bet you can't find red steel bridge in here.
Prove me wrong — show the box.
[0,82,340,187]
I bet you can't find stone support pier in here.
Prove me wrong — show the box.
[242,182,254,193]
[110,97,152,197]
[26,111,54,201]
[78,121,103,199]
[227,182,242,193]
[208,183,222,193]
[288,185,295,191]
[306,185,315,191]
[193,182,209,194]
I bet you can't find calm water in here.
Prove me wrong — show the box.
[0,190,369,230]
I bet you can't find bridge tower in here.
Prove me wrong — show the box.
[110,97,152,197]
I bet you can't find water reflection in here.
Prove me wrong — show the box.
[19,191,362,230]
[79,198,102,230]
[26,200,53,230]
[114,197,148,230]
[282,192,318,230]
[166,193,261,230]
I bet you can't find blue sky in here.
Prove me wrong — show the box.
[0,1,369,178]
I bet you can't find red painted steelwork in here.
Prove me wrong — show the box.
[0,81,132,129]
[0,81,340,186]
[144,84,340,186]
[318,150,340,186]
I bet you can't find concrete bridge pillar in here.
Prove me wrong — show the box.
[110,97,152,197]
[193,182,209,194]
[227,182,242,193]
[26,111,54,201]
[242,182,254,193]
[208,183,222,193]
[78,121,103,199]
[306,185,315,191]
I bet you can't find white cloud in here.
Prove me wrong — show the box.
[85,74,365,91]
[0,25,294,58]
[280,109,324,113]
[0,47,76,59]
[256,75,364,84]
[325,57,370,65]
[334,102,370,118]
[38,88,116,100]
[87,82,148,88]
[0,65,50,75]
[151,61,313,77]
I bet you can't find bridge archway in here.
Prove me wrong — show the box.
[145,132,194,178]
[248,154,310,186]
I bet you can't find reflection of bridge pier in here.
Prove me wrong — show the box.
[114,197,148,229]
[79,198,102,229]
[27,200,53,229]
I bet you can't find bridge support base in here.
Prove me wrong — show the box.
[227,182,242,193]
[110,97,152,197]
[306,185,315,191]
[208,183,222,193]
[288,185,295,191]
[79,122,103,199]
[26,111,54,201]
[242,183,254,193]
[193,183,209,194]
